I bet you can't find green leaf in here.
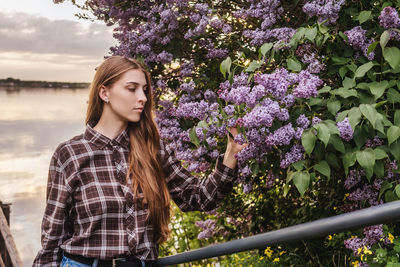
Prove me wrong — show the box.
[314,123,330,147]
[394,110,400,126]
[287,58,302,72]
[374,148,388,159]
[245,60,261,72]
[379,181,393,200]
[390,141,400,161]
[354,62,374,79]
[189,127,200,147]
[318,86,331,94]
[343,77,356,89]
[327,100,341,115]
[374,161,385,178]
[343,152,357,176]
[313,161,331,179]
[292,171,310,196]
[292,160,306,171]
[220,57,232,78]
[380,30,390,50]
[395,184,400,198]
[331,57,349,65]
[339,66,348,79]
[359,104,377,126]
[260,43,273,57]
[385,190,397,202]
[358,10,371,24]
[388,126,400,145]
[356,148,375,179]
[368,81,389,100]
[330,134,345,153]
[348,107,362,128]
[383,47,400,69]
[302,129,316,155]
[387,88,400,103]
[324,120,340,135]
[335,88,358,98]
[367,41,378,56]
[305,27,318,41]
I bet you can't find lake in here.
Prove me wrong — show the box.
[0,87,89,266]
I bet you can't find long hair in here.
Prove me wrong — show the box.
[85,56,170,244]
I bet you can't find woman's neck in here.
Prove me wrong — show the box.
[93,114,128,140]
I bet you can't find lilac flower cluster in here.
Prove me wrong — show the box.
[344,224,387,260]
[344,26,375,60]
[243,27,296,48]
[300,52,326,74]
[292,71,323,98]
[364,136,384,148]
[234,0,283,30]
[302,0,346,25]
[344,169,364,190]
[296,114,310,129]
[280,144,305,168]
[379,7,400,41]
[337,118,353,142]
[195,219,217,239]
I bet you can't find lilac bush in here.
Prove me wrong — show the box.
[57,0,400,264]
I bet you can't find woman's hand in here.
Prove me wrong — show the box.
[222,127,248,169]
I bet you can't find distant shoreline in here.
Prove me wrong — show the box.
[0,78,90,89]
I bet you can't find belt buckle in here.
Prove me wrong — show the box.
[112,258,126,267]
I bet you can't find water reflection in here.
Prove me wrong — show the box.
[0,87,89,266]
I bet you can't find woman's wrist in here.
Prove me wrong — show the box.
[222,149,238,170]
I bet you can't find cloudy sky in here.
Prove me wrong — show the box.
[0,0,117,82]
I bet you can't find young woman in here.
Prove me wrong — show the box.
[33,56,245,267]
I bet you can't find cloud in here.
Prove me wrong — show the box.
[0,11,116,57]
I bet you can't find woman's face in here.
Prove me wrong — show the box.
[106,68,148,123]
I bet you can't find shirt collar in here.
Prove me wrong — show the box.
[84,121,130,149]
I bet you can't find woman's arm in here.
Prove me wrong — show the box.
[161,128,246,212]
[32,150,72,267]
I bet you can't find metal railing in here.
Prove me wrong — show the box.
[156,200,400,266]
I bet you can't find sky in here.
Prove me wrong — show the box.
[0,0,117,82]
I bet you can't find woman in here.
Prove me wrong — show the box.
[33,56,245,267]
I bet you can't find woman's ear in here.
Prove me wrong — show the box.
[99,85,110,103]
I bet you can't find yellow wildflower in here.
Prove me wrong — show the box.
[333,206,337,210]
[357,247,362,255]
[328,235,333,240]
[259,256,264,260]
[344,193,349,200]
[352,260,359,267]
[363,246,372,255]
[279,251,286,255]
[273,258,280,262]
[264,247,273,258]
[388,233,394,243]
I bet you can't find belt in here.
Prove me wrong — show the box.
[63,251,156,267]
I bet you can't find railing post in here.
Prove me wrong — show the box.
[0,201,22,267]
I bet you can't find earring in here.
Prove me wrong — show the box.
[104,98,109,103]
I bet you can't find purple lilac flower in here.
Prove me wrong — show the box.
[344,26,375,60]
[379,7,400,29]
[175,100,209,120]
[243,182,253,194]
[280,144,304,168]
[196,219,216,239]
[292,70,323,99]
[236,144,258,166]
[234,134,247,145]
[180,61,194,77]
[364,224,384,244]
[302,0,346,24]
[223,105,235,116]
[266,171,276,188]
[240,165,252,178]
[344,237,368,256]
[302,53,326,73]
[180,81,196,94]
[204,90,217,102]
[312,116,322,125]
[337,118,353,142]
[266,123,296,146]
[296,114,310,129]
[344,169,364,190]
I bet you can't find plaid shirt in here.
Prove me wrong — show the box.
[33,121,238,266]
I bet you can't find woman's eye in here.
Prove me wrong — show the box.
[128,87,136,91]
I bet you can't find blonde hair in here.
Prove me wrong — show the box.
[86,56,170,244]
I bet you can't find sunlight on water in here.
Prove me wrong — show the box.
[0,87,89,266]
